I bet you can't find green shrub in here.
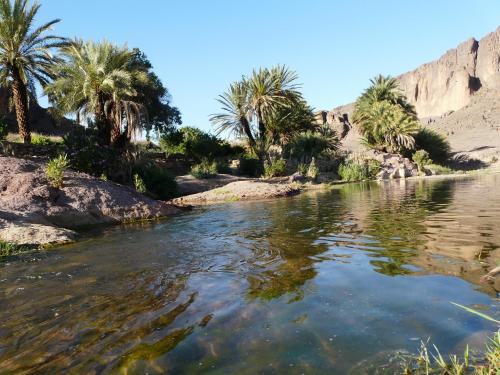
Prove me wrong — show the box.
[284,129,339,163]
[214,159,232,174]
[133,163,177,200]
[413,128,450,164]
[263,158,286,178]
[0,119,7,140]
[31,134,62,146]
[0,241,30,257]
[133,174,147,193]
[191,159,218,179]
[412,149,432,172]
[160,126,242,161]
[63,127,128,181]
[427,163,454,175]
[338,159,380,182]
[238,154,262,177]
[297,163,308,175]
[46,154,69,188]
[307,157,319,180]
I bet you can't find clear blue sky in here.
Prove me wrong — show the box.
[38,0,500,132]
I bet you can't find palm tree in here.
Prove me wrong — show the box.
[0,0,66,143]
[46,40,149,146]
[246,65,300,141]
[212,65,302,159]
[210,81,256,148]
[359,100,420,153]
[353,75,420,153]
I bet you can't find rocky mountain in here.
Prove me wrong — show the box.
[322,26,500,163]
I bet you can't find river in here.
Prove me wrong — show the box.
[1,175,499,374]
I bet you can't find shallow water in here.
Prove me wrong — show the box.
[1,175,500,374]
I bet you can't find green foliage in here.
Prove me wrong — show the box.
[412,149,432,172]
[127,49,182,139]
[31,134,62,146]
[190,159,218,179]
[297,163,308,175]
[133,162,177,200]
[0,241,30,257]
[46,40,153,146]
[46,154,69,188]
[354,75,420,153]
[160,126,240,161]
[266,100,317,145]
[62,127,124,179]
[427,163,454,175]
[211,65,305,159]
[133,173,147,193]
[263,158,287,178]
[238,154,262,177]
[306,158,319,180]
[0,119,7,140]
[0,0,67,143]
[284,126,339,163]
[413,127,451,164]
[338,159,380,182]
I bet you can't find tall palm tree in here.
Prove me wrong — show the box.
[247,65,300,140]
[46,40,149,146]
[0,0,66,143]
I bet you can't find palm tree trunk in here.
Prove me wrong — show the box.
[241,116,256,148]
[11,67,31,144]
[95,94,110,145]
[110,103,121,147]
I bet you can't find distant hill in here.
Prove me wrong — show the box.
[323,27,500,163]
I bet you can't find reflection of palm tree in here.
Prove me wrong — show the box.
[245,195,346,301]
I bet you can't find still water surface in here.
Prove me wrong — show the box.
[1,175,500,374]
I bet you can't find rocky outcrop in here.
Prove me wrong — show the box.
[0,157,180,246]
[325,26,500,120]
[171,180,301,206]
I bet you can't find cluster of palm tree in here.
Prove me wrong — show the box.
[353,75,420,153]
[0,0,179,146]
[210,65,319,160]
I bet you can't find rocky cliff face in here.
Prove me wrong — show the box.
[326,26,500,120]
[398,27,500,117]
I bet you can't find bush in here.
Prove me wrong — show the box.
[46,154,69,188]
[307,158,319,180]
[427,163,454,175]
[0,119,7,140]
[31,134,62,146]
[133,162,177,200]
[160,127,242,161]
[284,129,339,163]
[413,128,450,164]
[0,241,30,257]
[133,174,147,193]
[191,159,218,179]
[238,154,262,177]
[297,163,308,175]
[338,159,380,182]
[263,158,287,178]
[412,149,432,172]
[63,127,126,181]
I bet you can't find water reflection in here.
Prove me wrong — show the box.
[0,175,499,373]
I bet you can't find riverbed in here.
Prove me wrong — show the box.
[1,175,499,373]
